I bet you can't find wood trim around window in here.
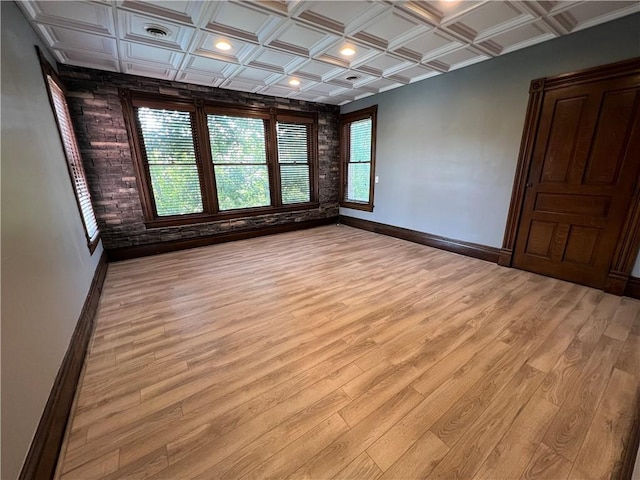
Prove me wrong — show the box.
[339,105,378,212]
[119,89,320,227]
[37,46,100,253]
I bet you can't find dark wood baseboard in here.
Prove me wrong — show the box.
[621,404,640,480]
[107,216,339,262]
[497,248,513,267]
[624,276,640,300]
[19,251,108,480]
[339,216,500,263]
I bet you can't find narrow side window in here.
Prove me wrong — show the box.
[340,106,377,211]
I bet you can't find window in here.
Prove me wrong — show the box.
[277,121,313,204]
[208,114,270,211]
[39,49,100,252]
[340,105,377,212]
[137,106,203,216]
[121,91,319,227]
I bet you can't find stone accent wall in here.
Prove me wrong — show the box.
[59,65,341,250]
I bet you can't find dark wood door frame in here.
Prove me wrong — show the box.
[499,57,640,295]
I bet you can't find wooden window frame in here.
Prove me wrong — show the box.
[120,89,320,228]
[275,114,318,207]
[340,105,377,212]
[37,47,100,253]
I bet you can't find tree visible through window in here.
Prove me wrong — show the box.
[121,91,319,225]
[208,115,271,211]
[137,107,204,216]
[347,118,373,203]
[340,106,377,212]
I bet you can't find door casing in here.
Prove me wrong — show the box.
[500,57,640,295]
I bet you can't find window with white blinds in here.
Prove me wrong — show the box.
[136,107,204,216]
[46,74,100,248]
[121,92,320,225]
[340,106,377,212]
[346,118,372,203]
[277,122,311,205]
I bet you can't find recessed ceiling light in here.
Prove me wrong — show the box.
[340,47,356,57]
[215,41,232,51]
[289,79,301,86]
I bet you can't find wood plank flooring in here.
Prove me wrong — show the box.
[55,225,640,480]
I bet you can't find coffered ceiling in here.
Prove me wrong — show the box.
[19,1,640,105]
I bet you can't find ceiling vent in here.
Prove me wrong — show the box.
[345,75,360,82]
[144,25,170,37]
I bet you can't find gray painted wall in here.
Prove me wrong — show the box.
[340,14,640,276]
[1,3,104,479]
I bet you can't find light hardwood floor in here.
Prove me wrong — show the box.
[56,225,640,480]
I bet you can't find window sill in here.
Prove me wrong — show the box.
[87,234,100,254]
[144,203,321,228]
[340,201,374,212]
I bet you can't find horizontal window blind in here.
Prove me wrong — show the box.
[349,118,372,163]
[346,117,372,203]
[136,107,204,217]
[277,122,311,204]
[208,115,270,211]
[121,92,322,223]
[47,75,100,243]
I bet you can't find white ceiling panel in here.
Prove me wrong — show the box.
[36,25,117,57]
[363,77,403,93]
[483,21,555,54]
[223,78,263,93]
[429,1,485,23]
[394,30,461,62]
[258,84,298,97]
[122,62,176,80]
[435,47,488,71]
[290,90,324,102]
[233,67,281,85]
[316,40,378,69]
[291,59,344,82]
[295,1,383,34]
[117,10,195,51]
[21,1,115,35]
[175,70,224,87]
[303,82,347,97]
[357,53,412,77]
[191,31,255,64]
[54,49,119,72]
[247,48,302,73]
[121,42,184,70]
[445,2,533,41]
[453,2,522,33]
[183,55,236,77]
[18,0,640,105]
[353,10,427,49]
[118,1,208,26]
[391,64,438,83]
[204,2,282,43]
[330,70,380,90]
[554,1,640,32]
[266,21,336,57]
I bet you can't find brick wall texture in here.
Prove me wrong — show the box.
[58,65,341,250]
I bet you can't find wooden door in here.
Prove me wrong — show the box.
[512,72,640,289]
